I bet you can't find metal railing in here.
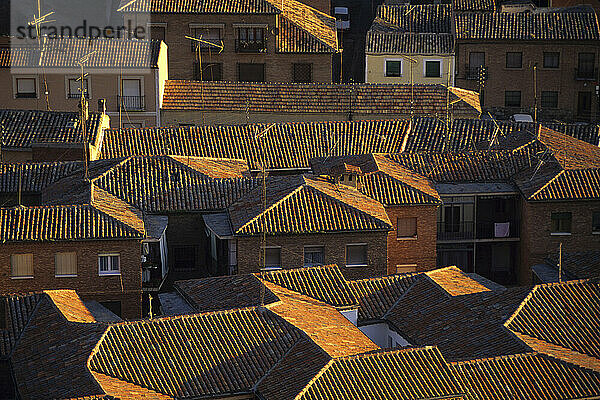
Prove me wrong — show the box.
[437,221,475,241]
[191,40,222,52]
[575,67,597,80]
[235,39,267,53]
[118,95,145,111]
[437,221,520,240]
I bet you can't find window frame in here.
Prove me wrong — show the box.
[147,22,167,42]
[10,253,33,279]
[396,217,418,240]
[98,253,121,276]
[505,52,523,69]
[190,24,223,51]
[55,251,77,278]
[550,212,572,235]
[504,90,522,108]
[384,59,402,77]
[345,243,368,267]
[292,63,313,83]
[540,91,559,109]
[543,52,560,69]
[13,76,38,99]
[423,58,443,78]
[65,75,90,99]
[237,63,266,82]
[303,245,324,267]
[194,62,223,81]
[592,211,600,234]
[263,246,282,270]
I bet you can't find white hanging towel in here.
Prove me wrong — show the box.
[494,222,510,238]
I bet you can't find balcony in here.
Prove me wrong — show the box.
[464,64,487,80]
[191,40,222,52]
[575,68,597,80]
[437,221,520,241]
[118,95,145,111]
[67,92,89,99]
[235,39,267,53]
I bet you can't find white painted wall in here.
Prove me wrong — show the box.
[359,322,410,348]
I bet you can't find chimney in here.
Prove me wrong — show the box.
[98,98,106,114]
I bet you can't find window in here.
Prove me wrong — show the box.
[397,217,417,239]
[15,77,37,98]
[98,254,120,275]
[541,91,558,109]
[192,27,221,51]
[293,63,312,83]
[67,77,89,99]
[173,246,195,271]
[194,62,222,81]
[468,52,485,79]
[55,252,77,277]
[11,254,33,279]
[346,244,367,267]
[236,27,266,52]
[120,78,144,110]
[385,59,401,77]
[506,52,522,69]
[238,63,265,82]
[150,25,166,42]
[264,247,281,269]
[577,52,595,78]
[543,52,559,69]
[578,91,592,117]
[424,60,441,77]
[593,212,600,233]
[551,212,572,234]
[396,264,417,273]
[505,91,521,107]
[304,246,324,267]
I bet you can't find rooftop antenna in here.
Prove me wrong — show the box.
[185,35,224,126]
[558,242,562,283]
[533,64,538,123]
[28,1,55,111]
[77,50,97,181]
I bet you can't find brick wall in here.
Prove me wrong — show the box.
[519,199,600,284]
[300,0,330,13]
[236,231,388,280]
[0,239,142,319]
[455,41,599,120]
[385,205,438,274]
[126,13,333,82]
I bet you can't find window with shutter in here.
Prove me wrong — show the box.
[397,217,417,238]
[264,247,281,269]
[55,252,77,277]
[346,244,367,267]
[11,254,33,278]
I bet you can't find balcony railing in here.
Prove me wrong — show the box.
[118,95,145,111]
[575,68,597,80]
[67,92,89,99]
[235,39,267,53]
[437,221,520,241]
[191,40,222,52]
[464,64,487,80]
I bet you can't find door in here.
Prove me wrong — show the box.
[577,91,592,118]
[121,79,142,110]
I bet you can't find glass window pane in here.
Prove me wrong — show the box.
[55,252,77,276]
[506,52,522,68]
[11,254,33,277]
[593,212,600,232]
[543,52,559,68]
[111,255,120,272]
[265,248,281,268]
[346,244,367,266]
[425,61,441,77]
[397,217,417,238]
[541,91,558,108]
[386,60,401,77]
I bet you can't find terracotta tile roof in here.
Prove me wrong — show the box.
[426,266,493,296]
[262,265,358,309]
[0,109,103,148]
[525,168,600,201]
[91,372,173,400]
[0,204,144,242]
[162,81,480,117]
[264,282,379,358]
[118,0,280,14]
[98,120,412,170]
[11,294,106,399]
[359,153,441,205]
[348,273,419,323]
[0,161,84,194]
[505,279,600,359]
[0,293,42,358]
[255,337,330,400]
[167,156,249,178]
[546,250,600,280]
[271,0,338,53]
[88,308,301,398]
[537,125,600,169]
[543,123,600,146]
[385,276,531,361]
[366,31,454,55]
[174,274,279,312]
[452,352,600,400]
[3,38,161,69]
[228,175,392,236]
[297,347,468,400]
[375,4,452,33]
[91,155,259,212]
[455,9,600,41]
[45,290,97,323]
[452,0,495,11]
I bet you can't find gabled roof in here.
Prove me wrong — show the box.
[89,308,302,398]
[374,4,452,33]
[119,0,279,14]
[452,352,600,400]
[0,109,104,148]
[524,168,600,201]
[452,0,495,12]
[537,125,600,169]
[3,38,162,69]
[366,31,454,55]
[455,9,600,41]
[297,347,468,400]
[0,161,84,193]
[546,250,600,281]
[162,81,481,117]
[229,175,392,236]
[426,266,494,296]
[0,293,42,359]
[543,122,600,146]
[505,279,600,359]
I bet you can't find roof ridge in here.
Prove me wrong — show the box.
[293,358,335,400]
[527,168,565,200]
[450,351,539,365]
[503,285,537,328]
[5,294,44,359]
